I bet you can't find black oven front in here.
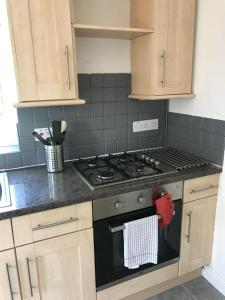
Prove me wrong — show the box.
[93,182,183,291]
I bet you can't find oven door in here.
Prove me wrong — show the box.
[94,199,182,290]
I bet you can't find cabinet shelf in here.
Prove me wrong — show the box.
[14,99,86,108]
[72,24,153,40]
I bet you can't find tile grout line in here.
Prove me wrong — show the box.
[182,284,198,300]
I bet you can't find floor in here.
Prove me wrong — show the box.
[147,277,225,300]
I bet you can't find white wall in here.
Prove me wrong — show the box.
[74,0,131,73]
[76,38,131,73]
[0,0,18,146]
[170,0,225,121]
[169,0,225,295]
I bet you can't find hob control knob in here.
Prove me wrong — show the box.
[155,161,160,167]
[114,201,122,210]
[141,154,146,160]
[150,158,155,163]
[145,156,151,163]
[138,196,147,204]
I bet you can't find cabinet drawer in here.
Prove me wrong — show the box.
[183,174,220,203]
[0,219,14,251]
[97,263,178,300]
[12,202,92,246]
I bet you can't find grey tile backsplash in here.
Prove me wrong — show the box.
[167,112,225,165]
[2,73,224,170]
[0,74,167,169]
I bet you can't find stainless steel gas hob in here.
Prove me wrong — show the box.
[73,147,209,190]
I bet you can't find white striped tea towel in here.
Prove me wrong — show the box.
[123,215,158,269]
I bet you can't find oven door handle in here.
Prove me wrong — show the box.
[109,211,176,233]
[109,224,126,233]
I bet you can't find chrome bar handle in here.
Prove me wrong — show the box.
[64,46,71,90]
[160,49,166,88]
[109,212,175,233]
[186,211,192,243]
[6,263,15,300]
[110,224,126,233]
[26,258,34,297]
[32,217,79,231]
[190,185,217,194]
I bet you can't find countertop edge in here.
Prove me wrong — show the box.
[0,164,222,220]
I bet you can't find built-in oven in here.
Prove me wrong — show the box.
[93,181,183,291]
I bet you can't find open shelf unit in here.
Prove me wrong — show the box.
[72,23,153,40]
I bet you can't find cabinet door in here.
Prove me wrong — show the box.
[0,249,21,300]
[16,230,96,300]
[16,244,40,300]
[179,196,217,275]
[154,0,196,95]
[9,0,78,101]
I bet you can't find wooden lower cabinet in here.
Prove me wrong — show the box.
[0,249,21,300]
[0,220,14,251]
[16,229,96,300]
[97,263,178,300]
[179,196,217,275]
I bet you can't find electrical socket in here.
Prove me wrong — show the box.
[34,128,50,141]
[133,119,159,133]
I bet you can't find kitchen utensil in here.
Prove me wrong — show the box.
[52,121,62,145]
[32,132,49,145]
[61,121,67,133]
[59,131,66,144]
[48,127,56,145]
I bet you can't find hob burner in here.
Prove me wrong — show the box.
[88,162,97,168]
[97,171,115,181]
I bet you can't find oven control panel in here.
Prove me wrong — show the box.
[93,181,183,221]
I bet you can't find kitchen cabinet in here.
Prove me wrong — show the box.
[179,195,217,275]
[0,249,21,300]
[16,229,96,300]
[12,202,96,300]
[7,0,84,107]
[97,263,178,300]
[130,0,196,100]
[12,202,92,246]
[7,0,196,104]
[0,219,14,251]
[183,174,220,203]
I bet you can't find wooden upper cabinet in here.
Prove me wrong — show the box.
[130,0,196,100]
[155,0,196,95]
[8,0,79,103]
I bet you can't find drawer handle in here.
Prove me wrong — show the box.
[186,211,192,243]
[64,45,71,90]
[26,258,38,297]
[160,49,166,88]
[6,263,18,300]
[190,185,217,194]
[32,217,79,231]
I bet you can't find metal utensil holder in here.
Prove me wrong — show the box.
[45,145,63,173]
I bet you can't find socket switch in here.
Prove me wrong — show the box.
[133,119,159,133]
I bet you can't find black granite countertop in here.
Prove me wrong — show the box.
[0,161,222,220]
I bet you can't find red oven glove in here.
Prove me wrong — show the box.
[155,194,174,228]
